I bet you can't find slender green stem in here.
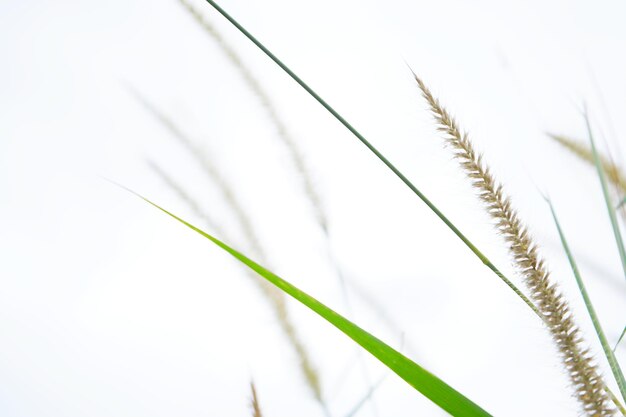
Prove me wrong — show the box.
[547,198,626,405]
[199,0,542,320]
[615,327,626,353]
[585,110,626,283]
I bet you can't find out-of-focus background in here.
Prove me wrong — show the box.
[1,0,625,415]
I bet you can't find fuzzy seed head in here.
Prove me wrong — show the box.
[414,74,614,416]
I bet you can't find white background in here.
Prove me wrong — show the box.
[1,0,625,416]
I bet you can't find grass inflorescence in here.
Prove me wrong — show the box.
[413,74,615,416]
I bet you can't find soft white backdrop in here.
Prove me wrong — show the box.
[1,0,625,416]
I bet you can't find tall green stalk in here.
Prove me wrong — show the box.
[198,0,541,320]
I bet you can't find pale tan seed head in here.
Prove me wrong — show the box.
[414,73,614,416]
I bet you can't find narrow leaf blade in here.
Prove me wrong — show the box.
[136,192,492,417]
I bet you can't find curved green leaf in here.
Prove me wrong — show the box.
[135,192,492,417]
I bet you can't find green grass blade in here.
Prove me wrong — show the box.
[132,192,492,417]
[547,198,626,405]
[197,0,541,320]
[615,327,626,353]
[585,111,626,283]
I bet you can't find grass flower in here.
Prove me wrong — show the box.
[414,74,614,416]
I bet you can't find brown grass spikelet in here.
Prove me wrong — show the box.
[548,133,626,194]
[413,73,614,416]
[250,381,264,417]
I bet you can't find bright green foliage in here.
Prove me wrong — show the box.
[135,191,493,417]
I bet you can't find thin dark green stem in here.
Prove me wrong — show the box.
[200,0,542,320]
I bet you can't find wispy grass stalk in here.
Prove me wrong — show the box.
[131,92,325,408]
[127,85,266,260]
[414,74,614,416]
[152,167,329,414]
[176,0,360,351]
[174,3,384,410]
[149,163,326,409]
[149,160,387,417]
[147,160,277,301]
[151,159,392,415]
[547,198,626,408]
[177,0,328,235]
[135,90,408,413]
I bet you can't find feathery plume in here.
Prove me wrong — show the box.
[414,73,614,416]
